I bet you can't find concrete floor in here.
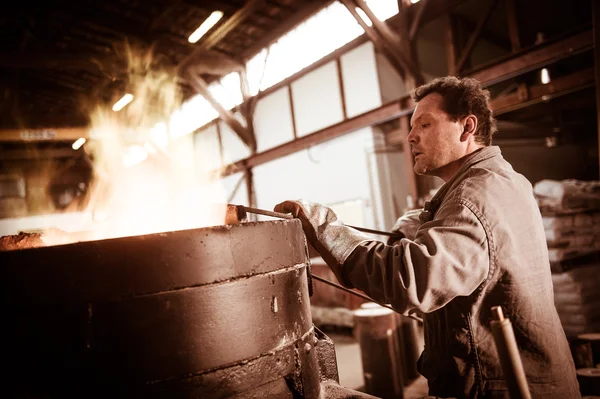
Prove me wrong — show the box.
[329,332,429,398]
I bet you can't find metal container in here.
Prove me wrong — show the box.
[354,304,404,399]
[0,219,326,398]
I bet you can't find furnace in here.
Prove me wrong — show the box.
[0,219,374,398]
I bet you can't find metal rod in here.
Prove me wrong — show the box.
[240,206,402,238]
[347,225,401,238]
[310,274,422,323]
[242,206,293,219]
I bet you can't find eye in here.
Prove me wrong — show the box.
[421,123,430,129]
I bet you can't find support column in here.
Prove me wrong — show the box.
[595,0,600,175]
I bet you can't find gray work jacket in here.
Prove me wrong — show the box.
[340,146,580,398]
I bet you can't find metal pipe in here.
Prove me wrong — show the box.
[490,306,531,399]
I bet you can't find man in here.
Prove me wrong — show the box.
[275,76,580,398]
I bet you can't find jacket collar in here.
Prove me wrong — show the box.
[419,146,501,222]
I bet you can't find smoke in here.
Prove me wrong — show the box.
[67,42,227,242]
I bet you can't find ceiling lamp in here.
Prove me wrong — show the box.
[72,137,86,150]
[188,11,224,43]
[540,68,551,85]
[112,93,134,112]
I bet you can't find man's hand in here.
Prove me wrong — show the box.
[274,200,321,247]
[274,200,320,257]
[274,200,372,286]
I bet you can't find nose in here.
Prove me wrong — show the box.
[407,127,417,144]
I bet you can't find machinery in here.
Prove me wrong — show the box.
[0,218,376,398]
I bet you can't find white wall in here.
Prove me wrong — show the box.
[252,128,378,228]
[219,114,251,164]
[220,172,248,206]
[291,61,344,136]
[254,87,296,152]
[340,41,382,117]
[194,122,222,171]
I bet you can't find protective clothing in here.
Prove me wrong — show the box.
[276,146,580,398]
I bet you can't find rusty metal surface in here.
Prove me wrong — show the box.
[0,219,322,398]
[314,327,340,383]
[93,263,313,380]
[0,219,308,302]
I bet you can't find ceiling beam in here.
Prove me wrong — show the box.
[409,0,429,41]
[505,0,521,52]
[455,0,499,73]
[217,29,595,178]
[201,0,266,51]
[594,0,600,176]
[455,14,511,52]
[185,72,256,152]
[490,68,595,115]
[0,127,89,143]
[468,29,593,86]
[0,148,78,161]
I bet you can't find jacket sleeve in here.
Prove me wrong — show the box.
[341,199,490,314]
[389,208,424,243]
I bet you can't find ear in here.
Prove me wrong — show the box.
[460,115,478,142]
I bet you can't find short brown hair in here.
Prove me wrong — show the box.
[412,76,497,145]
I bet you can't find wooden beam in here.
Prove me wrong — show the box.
[217,29,593,178]
[186,72,256,151]
[594,0,600,176]
[336,58,348,119]
[490,68,594,115]
[505,0,521,52]
[444,15,458,76]
[218,99,413,177]
[340,0,407,78]
[202,0,266,50]
[354,0,424,84]
[455,0,498,73]
[0,148,77,161]
[0,127,89,142]
[409,0,429,41]
[455,14,511,51]
[469,29,593,86]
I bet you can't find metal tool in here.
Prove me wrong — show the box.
[226,204,421,323]
[231,204,402,239]
[311,274,422,323]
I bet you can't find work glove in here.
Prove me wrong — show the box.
[387,208,424,245]
[274,200,372,283]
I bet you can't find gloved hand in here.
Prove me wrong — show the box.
[388,208,424,244]
[274,200,372,282]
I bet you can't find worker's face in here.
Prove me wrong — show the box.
[407,93,465,180]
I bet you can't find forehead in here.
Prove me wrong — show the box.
[411,93,446,124]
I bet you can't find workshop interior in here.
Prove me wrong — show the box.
[1,0,600,397]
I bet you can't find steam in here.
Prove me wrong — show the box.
[66,43,228,242]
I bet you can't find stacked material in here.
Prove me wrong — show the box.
[534,179,600,267]
[552,263,600,337]
[533,179,600,337]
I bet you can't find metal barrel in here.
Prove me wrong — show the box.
[0,219,322,398]
[354,304,404,399]
[396,314,421,383]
